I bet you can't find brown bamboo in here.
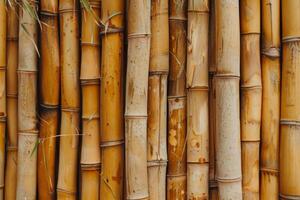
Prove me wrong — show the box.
[240,0,261,199]
[80,1,101,199]
[260,0,280,199]
[280,1,300,199]
[147,0,168,199]
[16,0,39,199]
[186,0,209,199]
[167,0,187,199]
[215,0,242,199]
[125,0,150,199]
[5,1,18,199]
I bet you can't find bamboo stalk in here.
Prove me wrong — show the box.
[240,0,261,199]
[100,0,125,199]
[167,0,187,199]
[125,0,151,199]
[80,1,101,199]
[260,0,280,199]
[16,0,39,199]
[147,0,168,199]
[280,1,300,199]
[186,0,209,199]
[5,1,18,199]
[215,0,242,199]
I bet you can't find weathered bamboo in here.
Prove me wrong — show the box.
[125,0,150,199]
[215,0,242,199]
[16,0,39,199]
[240,0,261,199]
[147,0,168,199]
[5,1,18,199]
[167,0,187,199]
[186,0,209,199]
[260,0,280,199]
[100,0,125,199]
[280,1,300,199]
[80,1,101,199]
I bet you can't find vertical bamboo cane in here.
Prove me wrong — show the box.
[38,0,60,199]
[5,1,18,199]
[16,0,39,199]
[240,0,261,199]
[186,0,209,199]
[80,1,101,199]
[147,0,168,199]
[167,0,187,199]
[125,0,150,199]
[280,1,300,199]
[100,0,125,199]
[215,0,242,199]
[260,0,280,199]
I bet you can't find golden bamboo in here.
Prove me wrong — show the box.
[186,0,209,199]
[125,0,150,199]
[80,1,101,199]
[240,0,261,199]
[5,1,18,199]
[100,0,125,199]
[215,0,242,199]
[16,0,39,199]
[260,0,280,199]
[280,1,300,199]
[147,0,168,199]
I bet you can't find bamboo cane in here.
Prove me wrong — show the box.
[5,1,18,199]
[215,0,242,199]
[80,1,101,199]
[240,0,261,199]
[147,0,168,199]
[16,0,39,199]
[100,0,125,199]
[280,1,300,199]
[38,0,60,199]
[167,0,187,199]
[125,0,150,199]
[260,0,280,199]
[186,0,209,199]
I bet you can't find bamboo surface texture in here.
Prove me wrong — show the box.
[16,0,39,199]
[187,0,209,199]
[147,0,168,199]
[260,0,280,199]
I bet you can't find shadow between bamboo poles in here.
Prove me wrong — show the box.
[260,0,280,199]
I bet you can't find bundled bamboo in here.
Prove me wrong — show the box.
[16,0,39,199]
[186,0,209,199]
[125,0,150,199]
[100,0,125,199]
[280,1,300,199]
[80,1,101,199]
[5,1,18,199]
[147,0,168,199]
[215,0,242,199]
[260,0,280,199]
[167,0,187,199]
[240,0,261,199]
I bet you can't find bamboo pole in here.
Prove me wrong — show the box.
[16,0,39,199]
[167,0,187,199]
[80,1,101,199]
[240,0,261,199]
[280,1,300,199]
[125,0,150,199]
[186,0,209,199]
[147,0,168,199]
[215,0,242,199]
[5,1,18,199]
[100,0,125,199]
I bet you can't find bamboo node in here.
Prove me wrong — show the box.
[124,115,147,119]
[17,69,38,73]
[187,86,209,91]
[282,36,300,43]
[100,140,124,148]
[40,10,59,16]
[40,104,59,110]
[0,65,6,70]
[187,9,209,13]
[0,184,4,189]
[167,174,187,178]
[260,167,279,175]
[57,188,76,195]
[169,16,187,21]
[18,130,39,136]
[0,116,7,122]
[126,196,149,200]
[7,93,18,98]
[167,95,186,100]
[81,42,100,47]
[214,74,240,79]
[80,79,100,85]
[280,120,300,126]
[240,85,262,90]
[147,160,168,167]
[209,180,218,188]
[7,146,18,151]
[280,194,300,200]
[58,9,79,14]
[261,47,280,58]
[61,107,80,113]
[149,70,169,76]
[127,33,151,39]
[240,32,260,36]
[80,163,101,170]
[100,27,124,35]
[216,176,242,183]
